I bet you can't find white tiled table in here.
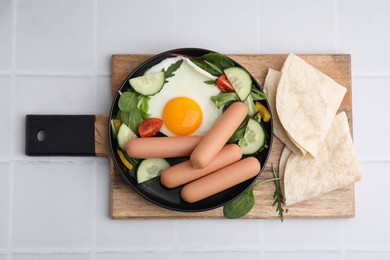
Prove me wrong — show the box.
[1,0,390,259]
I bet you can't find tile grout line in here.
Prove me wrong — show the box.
[8,0,18,258]
[91,0,99,258]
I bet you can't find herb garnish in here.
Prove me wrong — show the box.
[272,163,285,221]
[204,80,217,85]
[164,59,183,80]
[223,163,285,221]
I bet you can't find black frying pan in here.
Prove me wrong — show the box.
[25,48,273,212]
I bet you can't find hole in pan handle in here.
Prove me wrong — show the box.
[25,115,96,156]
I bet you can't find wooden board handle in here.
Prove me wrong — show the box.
[94,114,111,158]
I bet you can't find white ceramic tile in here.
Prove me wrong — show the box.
[343,162,390,247]
[0,164,10,249]
[0,0,12,70]
[179,251,260,260]
[259,0,335,53]
[12,162,94,248]
[176,0,258,54]
[94,162,176,249]
[0,76,12,157]
[16,0,93,72]
[14,76,95,159]
[96,252,175,260]
[177,220,261,249]
[263,219,342,247]
[12,254,91,260]
[345,251,390,260]
[95,76,112,114]
[339,0,390,75]
[97,0,176,73]
[264,251,342,260]
[352,77,390,160]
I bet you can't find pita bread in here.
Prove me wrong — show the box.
[276,54,347,158]
[283,112,361,206]
[263,69,302,155]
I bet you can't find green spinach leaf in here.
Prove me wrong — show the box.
[223,185,256,219]
[251,86,268,101]
[203,60,223,75]
[190,59,221,76]
[201,53,235,70]
[228,116,250,144]
[210,92,240,109]
[117,90,144,134]
[118,91,138,112]
[119,110,142,135]
[223,177,283,219]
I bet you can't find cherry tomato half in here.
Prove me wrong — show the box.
[138,118,163,137]
[216,74,235,93]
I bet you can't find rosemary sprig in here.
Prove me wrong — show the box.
[271,163,285,222]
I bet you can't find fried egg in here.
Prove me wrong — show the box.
[145,57,222,136]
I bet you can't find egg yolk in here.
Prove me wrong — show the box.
[163,97,202,136]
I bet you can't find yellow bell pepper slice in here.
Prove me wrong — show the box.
[117,149,133,170]
[255,101,271,122]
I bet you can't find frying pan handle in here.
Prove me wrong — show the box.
[25,115,96,156]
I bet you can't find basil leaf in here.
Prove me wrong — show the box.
[190,59,221,76]
[251,86,268,101]
[223,186,255,219]
[201,53,235,70]
[164,59,183,79]
[118,91,138,112]
[210,92,240,109]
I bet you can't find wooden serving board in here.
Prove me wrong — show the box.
[96,54,355,219]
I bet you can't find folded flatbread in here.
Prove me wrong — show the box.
[283,112,361,206]
[278,146,291,197]
[263,69,302,155]
[276,54,347,158]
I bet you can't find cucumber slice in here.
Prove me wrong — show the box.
[238,118,266,155]
[117,123,137,151]
[129,71,165,96]
[137,158,170,184]
[224,67,252,101]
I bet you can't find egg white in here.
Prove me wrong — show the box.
[145,57,222,136]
